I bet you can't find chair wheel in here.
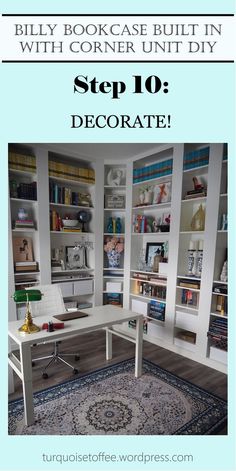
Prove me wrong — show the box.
[73,369,79,375]
[32,361,35,367]
[75,355,80,361]
[42,372,48,379]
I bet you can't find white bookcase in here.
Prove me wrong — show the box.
[103,163,126,308]
[8,143,228,374]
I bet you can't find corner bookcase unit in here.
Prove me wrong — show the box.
[48,153,96,310]
[127,146,176,344]
[103,164,126,308]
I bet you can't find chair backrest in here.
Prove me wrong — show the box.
[28,284,66,318]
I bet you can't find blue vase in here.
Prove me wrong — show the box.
[107,250,121,268]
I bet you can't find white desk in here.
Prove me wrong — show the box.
[8,305,143,426]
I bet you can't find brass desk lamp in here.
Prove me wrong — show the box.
[12,289,42,334]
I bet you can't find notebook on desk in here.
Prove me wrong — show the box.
[53,311,89,321]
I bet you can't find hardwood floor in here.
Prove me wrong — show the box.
[9,331,227,433]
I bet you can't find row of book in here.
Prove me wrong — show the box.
[135,282,166,300]
[178,279,201,290]
[9,152,36,173]
[49,181,92,207]
[208,318,227,351]
[15,261,38,272]
[10,180,37,200]
[132,272,167,283]
[132,214,170,233]
[49,160,95,184]
[133,158,173,184]
[181,289,198,307]
[183,147,209,171]
[14,219,35,229]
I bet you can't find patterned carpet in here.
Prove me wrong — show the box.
[9,359,227,435]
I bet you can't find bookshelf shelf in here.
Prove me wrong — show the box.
[9,168,37,178]
[132,202,171,211]
[49,175,94,187]
[12,228,37,233]
[133,173,173,186]
[49,202,94,211]
[14,271,40,276]
[130,293,166,303]
[50,231,94,235]
[182,164,209,175]
[181,196,207,204]
[175,304,198,312]
[10,198,37,204]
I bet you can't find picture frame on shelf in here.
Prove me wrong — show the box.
[66,245,85,270]
[106,168,125,186]
[13,237,34,262]
[145,242,165,266]
[152,181,172,205]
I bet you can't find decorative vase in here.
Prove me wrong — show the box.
[18,208,28,220]
[107,250,121,268]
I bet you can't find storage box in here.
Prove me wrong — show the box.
[59,282,74,297]
[175,311,198,331]
[147,321,165,339]
[131,299,148,315]
[106,282,122,292]
[105,194,125,209]
[158,262,169,275]
[73,279,94,296]
[174,337,196,352]
[209,346,227,364]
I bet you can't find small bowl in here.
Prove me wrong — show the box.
[62,219,78,228]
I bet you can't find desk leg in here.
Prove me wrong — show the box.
[20,344,34,426]
[135,317,143,377]
[106,328,113,360]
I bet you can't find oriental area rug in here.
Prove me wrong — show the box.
[9,359,227,435]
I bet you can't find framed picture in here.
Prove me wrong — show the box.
[66,245,86,269]
[145,242,165,265]
[13,237,33,262]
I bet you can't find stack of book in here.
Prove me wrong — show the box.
[207,318,228,350]
[9,152,36,173]
[15,261,38,272]
[184,188,207,199]
[14,219,35,230]
[148,300,165,321]
[183,147,209,171]
[179,279,201,289]
[17,181,37,200]
[133,158,173,184]
[49,160,95,184]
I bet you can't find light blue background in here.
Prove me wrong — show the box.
[1,1,235,470]
[0,0,235,14]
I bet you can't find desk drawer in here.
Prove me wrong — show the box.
[73,279,94,295]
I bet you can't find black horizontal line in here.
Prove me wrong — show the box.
[2,13,234,17]
[2,60,234,63]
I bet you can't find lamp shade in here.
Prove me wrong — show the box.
[12,289,42,304]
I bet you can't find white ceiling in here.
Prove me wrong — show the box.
[41,143,163,162]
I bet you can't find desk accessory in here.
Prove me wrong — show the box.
[12,289,42,334]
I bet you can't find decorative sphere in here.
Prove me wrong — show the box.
[78,210,90,223]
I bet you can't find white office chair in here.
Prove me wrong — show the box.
[28,284,79,379]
